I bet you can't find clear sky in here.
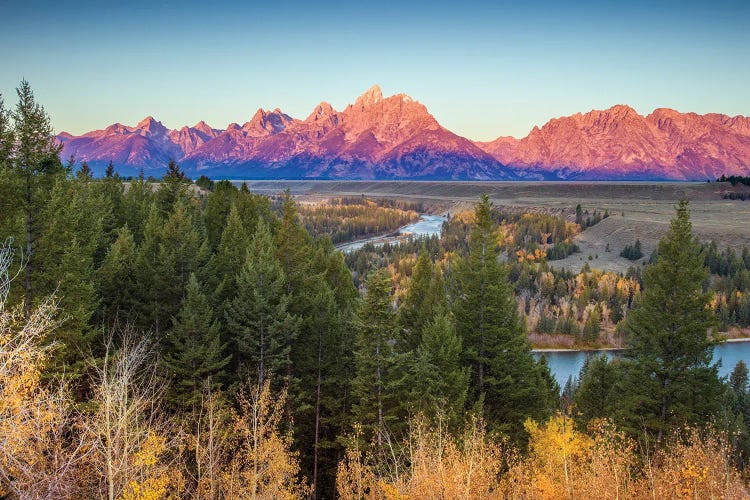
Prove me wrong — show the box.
[1,0,748,141]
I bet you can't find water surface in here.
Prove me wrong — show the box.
[336,214,446,253]
[536,341,750,388]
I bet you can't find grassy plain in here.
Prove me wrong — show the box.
[240,180,750,274]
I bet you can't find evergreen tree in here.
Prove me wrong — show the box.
[122,173,153,244]
[303,242,358,498]
[619,200,723,443]
[132,204,163,331]
[35,173,109,385]
[147,202,207,336]
[154,160,189,214]
[276,190,313,300]
[203,180,237,250]
[582,307,601,343]
[724,361,750,465]
[208,204,251,309]
[8,80,64,315]
[410,311,470,426]
[453,195,554,441]
[0,94,15,238]
[105,161,115,178]
[573,354,620,422]
[225,219,299,391]
[351,268,398,451]
[397,248,436,350]
[91,171,126,254]
[97,226,139,324]
[162,273,230,409]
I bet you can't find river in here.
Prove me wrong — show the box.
[535,340,750,388]
[335,214,447,253]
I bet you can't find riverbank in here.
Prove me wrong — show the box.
[532,335,750,353]
[334,214,447,253]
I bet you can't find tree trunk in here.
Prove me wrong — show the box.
[24,175,32,318]
[312,327,323,499]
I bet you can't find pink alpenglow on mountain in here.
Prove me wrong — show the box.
[476,105,750,180]
[57,88,750,180]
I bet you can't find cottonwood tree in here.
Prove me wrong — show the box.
[82,328,182,500]
[222,378,309,498]
[0,244,86,498]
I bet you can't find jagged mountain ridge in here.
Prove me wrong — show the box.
[477,105,750,180]
[57,87,750,180]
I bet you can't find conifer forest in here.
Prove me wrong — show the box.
[2,82,750,499]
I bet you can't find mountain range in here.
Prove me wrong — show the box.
[57,85,750,180]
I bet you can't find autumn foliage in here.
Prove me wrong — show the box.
[337,413,749,500]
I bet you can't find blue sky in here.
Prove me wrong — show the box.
[1,0,748,140]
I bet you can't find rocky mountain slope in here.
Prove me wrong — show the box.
[57,88,750,180]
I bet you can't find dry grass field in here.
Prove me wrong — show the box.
[239,180,750,273]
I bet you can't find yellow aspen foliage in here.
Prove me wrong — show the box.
[338,416,507,499]
[0,297,85,498]
[221,379,308,499]
[510,414,593,499]
[335,428,382,500]
[632,429,748,499]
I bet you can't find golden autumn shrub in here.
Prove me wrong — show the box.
[0,297,86,498]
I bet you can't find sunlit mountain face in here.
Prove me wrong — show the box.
[58,86,750,181]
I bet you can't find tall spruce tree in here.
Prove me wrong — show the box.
[397,248,436,351]
[573,354,621,423]
[122,172,153,244]
[203,180,237,250]
[0,94,15,239]
[351,268,398,451]
[619,199,723,443]
[9,80,64,315]
[208,203,251,309]
[225,219,299,392]
[162,273,230,409]
[97,226,139,324]
[35,173,109,384]
[452,194,555,441]
[304,242,358,498]
[410,310,470,427]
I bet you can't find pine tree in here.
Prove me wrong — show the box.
[276,190,312,301]
[207,204,251,309]
[35,173,109,386]
[410,310,470,426]
[91,170,126,254]
[225,219,299,391]
[161,274,230,409]
[122,173,153,244]
[144,201,206,336]
[619,200,723,443]
[582,307,601,343]
[133,205,163,331]
[397,248,436,350]
[105,161,115,178]
[155,160,189,215]
[573,354,620,422]
[8,80,64,315]
[97,226,139,324]
[303,242,358,498]
[453,195,554,441]
[0,94,15,238]
[203,180,237,250]
[351,268,398,451]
